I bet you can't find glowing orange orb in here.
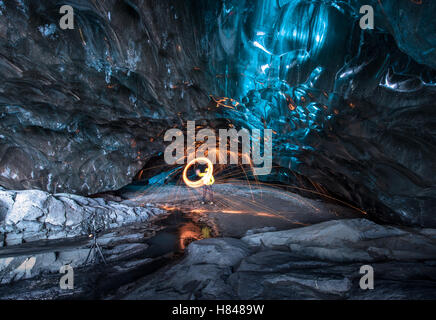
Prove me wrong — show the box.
[182,157,214,188]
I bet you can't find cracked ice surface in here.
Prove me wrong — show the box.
[0,189,164,246]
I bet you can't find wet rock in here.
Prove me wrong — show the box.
[45,197,66,226]
[126,263,235,300]
[242,219,436,263]
[0,189,164,246]
[4,233,23,246]
[0,249,89,285]
[229,271,352,300]
[232,219,436,299]
[185,238,251,267]
[244,226,277,237]
[0,191,14,222]
[236,250,335,273]
[97,232,146,247]
[5,190,47,224]
[122,219,436,300]
[105,243,149,262]
[0,221,157,286]
[124,238,251,299]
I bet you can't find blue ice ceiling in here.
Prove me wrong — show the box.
[205,0,436,169]
[206,0,359,166]
[198,0,436,226]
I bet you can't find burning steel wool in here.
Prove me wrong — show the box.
[182,157,215,188]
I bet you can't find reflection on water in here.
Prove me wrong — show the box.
[179,222,202,250]
[143,211,207,256]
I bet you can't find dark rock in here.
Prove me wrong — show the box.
[184,238,251,267]
[242,219,436,262]
[123,237,251,299]
[121,219,436,300]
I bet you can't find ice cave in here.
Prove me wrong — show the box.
[0,0,435,300]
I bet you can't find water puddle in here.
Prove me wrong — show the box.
[143,210,209,258]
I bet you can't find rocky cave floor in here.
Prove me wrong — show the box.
[1,182,436,300]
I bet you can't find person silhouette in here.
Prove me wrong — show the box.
[197,167,214,204]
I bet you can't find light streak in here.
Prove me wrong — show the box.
[182,157,214,188]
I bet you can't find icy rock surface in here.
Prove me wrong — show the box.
[123,219,436,300]
[0,189,164,246]
[0,0,213,195]
[0,250,90,285]
[242,219,436,262]
[0,225,154,287]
